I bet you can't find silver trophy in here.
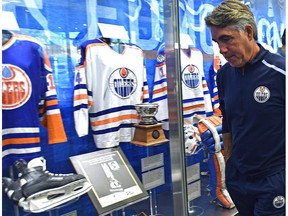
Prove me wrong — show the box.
[135,103,159,125]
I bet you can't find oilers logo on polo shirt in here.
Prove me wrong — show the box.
[182,64,200,88]
[2,64,32,110]
[273,196,285,208]
[108,67,137,98]
[253,86,270,103]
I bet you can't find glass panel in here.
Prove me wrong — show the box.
[177,0,285,216]
[2,1,174,215]
[2,0,285,215]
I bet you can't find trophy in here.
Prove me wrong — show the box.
[131,103,168,146]
[135,103,159,125]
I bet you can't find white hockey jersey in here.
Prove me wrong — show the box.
[74,38,149,148]
[2,32,67,168]
[180,48,213,124]
[151,43,169,130]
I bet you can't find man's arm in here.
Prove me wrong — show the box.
[222,132,232,162]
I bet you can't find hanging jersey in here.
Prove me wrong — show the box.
[151,43,169,130]
[209,42,227,116]
[181,48,213,124]
[2,32,67,168]
[208,54,223,116]
[74,39,149,148]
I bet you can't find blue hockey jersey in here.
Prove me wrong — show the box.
[2,32,67,168]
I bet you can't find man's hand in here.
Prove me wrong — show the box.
[223,132,232,163]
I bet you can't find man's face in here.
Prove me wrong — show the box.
[210,26,254,68]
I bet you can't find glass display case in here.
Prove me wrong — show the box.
[2,0,285,216]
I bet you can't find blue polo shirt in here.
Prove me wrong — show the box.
[217,44,285,178]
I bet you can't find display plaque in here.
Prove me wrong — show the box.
[141,153,164,172]
[186,163,200,184]
[70,147,148,216]
[187,180,201,202]
[142,167,165,190]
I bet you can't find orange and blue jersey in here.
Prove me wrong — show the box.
[2,32,67,168]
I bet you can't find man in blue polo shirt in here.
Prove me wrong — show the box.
[205,1,285,215]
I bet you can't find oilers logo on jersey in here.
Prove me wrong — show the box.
[75,71,82,85]
[157,53,165,64]
[182,64,200,89]
[2,64,32,110]
[108,67,137,98]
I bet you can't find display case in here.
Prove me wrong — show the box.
[2,0,285,216]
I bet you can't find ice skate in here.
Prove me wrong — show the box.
[17,157,92,213]
[2,158,28,206]
[2,177,24,204]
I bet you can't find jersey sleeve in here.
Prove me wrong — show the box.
[151,57,169,123]
[73,65,90,137]
[197,50,213,117]
[202,72,214,117]
[208,54,225,116]
[38,48,67,144]
[142,61,150,103]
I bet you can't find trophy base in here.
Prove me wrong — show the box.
[131,123,169,146]
[139,119,158,125]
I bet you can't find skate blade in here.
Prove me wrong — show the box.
[20,179,92,213]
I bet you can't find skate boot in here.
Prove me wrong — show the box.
[2,159,28,206]
[2,177,24,204]
[14,158,28,174]
[18,157,92,213]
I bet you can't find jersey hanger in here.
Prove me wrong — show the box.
[100,37,125,54]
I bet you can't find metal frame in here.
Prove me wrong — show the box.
[163,0,189,215]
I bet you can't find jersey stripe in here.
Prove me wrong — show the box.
[3,147,41,158]
[2,137,40,146]
[262,60,286,75]
[2,127,40,135]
